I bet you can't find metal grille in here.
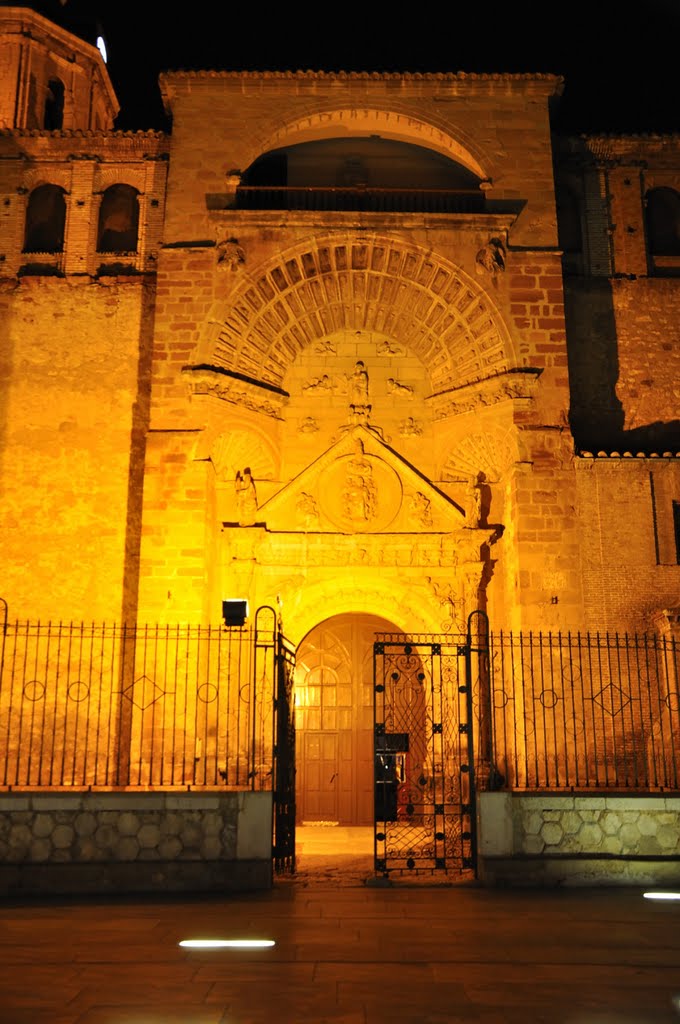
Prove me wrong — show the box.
[235,186,486,214]
[0,607,283,789]
[272,634,296,874]
[489,630,680,791]
[373,629,478,878]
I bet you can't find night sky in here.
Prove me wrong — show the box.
[13,0,680,135]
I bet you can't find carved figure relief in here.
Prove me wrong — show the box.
[235,467,258,525]
[303,374,333,393]
[399,416,423,437]
[408,492,433,528]
[314,339,337,354]
[298,416,319,434]
[342,438,377,524]
[296,492,319,529]
[387,378,414,400]
[427,577,463,634]
[475,237,506,277]
[377,339,402,356]
[216,237,246,272]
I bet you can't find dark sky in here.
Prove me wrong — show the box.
[15,0,680,134]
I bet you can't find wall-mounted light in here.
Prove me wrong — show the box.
[222,599,249,627]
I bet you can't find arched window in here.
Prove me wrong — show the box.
[22,184,66,253]
[96,184,139,252]
[646,187,680,256]
[44,78,65,130]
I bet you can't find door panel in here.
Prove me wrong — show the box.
[295,613,397,824]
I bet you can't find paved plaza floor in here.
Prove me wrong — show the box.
[1,827,680,1023]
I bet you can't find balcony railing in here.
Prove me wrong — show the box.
[235,185,486,214]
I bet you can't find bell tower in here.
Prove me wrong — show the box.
[0,5,118,130]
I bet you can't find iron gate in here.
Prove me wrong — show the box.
[373,613,490,878]
[272,630,296,874]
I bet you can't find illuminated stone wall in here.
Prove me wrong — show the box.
[0,276,148,621]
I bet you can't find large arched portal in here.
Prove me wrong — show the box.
[295,611,402,825]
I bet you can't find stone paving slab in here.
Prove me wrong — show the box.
[1,853,680,1023]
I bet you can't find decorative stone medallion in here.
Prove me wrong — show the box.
[318,441,402,533]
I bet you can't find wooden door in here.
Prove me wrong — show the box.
[295,613,396,825]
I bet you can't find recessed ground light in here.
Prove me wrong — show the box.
[643,892,680,901]
[179,939,275,948]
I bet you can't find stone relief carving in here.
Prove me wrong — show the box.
[209,431,274,483]
[426,577,464,634]
[303,374,333,393]
[216,237,246,272]
[298,416,319,434]
[342,438,378,524]
[182,367,286,419]
[475,237,506,277]
[314,339,337,354]
[427,370,541,421]
[235,468,258,526]
[387,378,414,400]
[408,492,433,528]
[377,339,403,356]
[296,492,319,529]
[399,416,422,437]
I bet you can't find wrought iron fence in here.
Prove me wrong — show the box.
[0,607,283,789]
[485,630,680,792]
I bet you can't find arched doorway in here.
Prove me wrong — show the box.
[294,612,399,825]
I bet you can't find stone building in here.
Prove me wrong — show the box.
[1,6,679,828]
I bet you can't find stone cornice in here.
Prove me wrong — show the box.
[182,365,289,419]
[426,370,542,420]
[161,69,562,87]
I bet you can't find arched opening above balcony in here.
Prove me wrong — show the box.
[238,137,486,214]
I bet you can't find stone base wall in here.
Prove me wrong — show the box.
[0,790,273,896]
[478,792,680,887]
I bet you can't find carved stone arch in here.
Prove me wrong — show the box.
[257,107,489,180]
[283,577,439,646]
[209,234,516,396]
[439,428,517,484]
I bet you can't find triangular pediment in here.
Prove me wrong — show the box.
[258,425,465,534]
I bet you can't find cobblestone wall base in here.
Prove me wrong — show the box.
[478,792,680,887]
[0,790,273,896]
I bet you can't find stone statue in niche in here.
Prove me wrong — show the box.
[466,473,484,528]
[348,360,371,426]
[216,237,246,272]
[342,438,377,524]
[387,378,414,400]
[235,467,258,526]
[350,360,369,405]
[296,492,319,529]
[475,237,505,277]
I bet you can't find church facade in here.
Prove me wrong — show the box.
[2,7,680,830]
